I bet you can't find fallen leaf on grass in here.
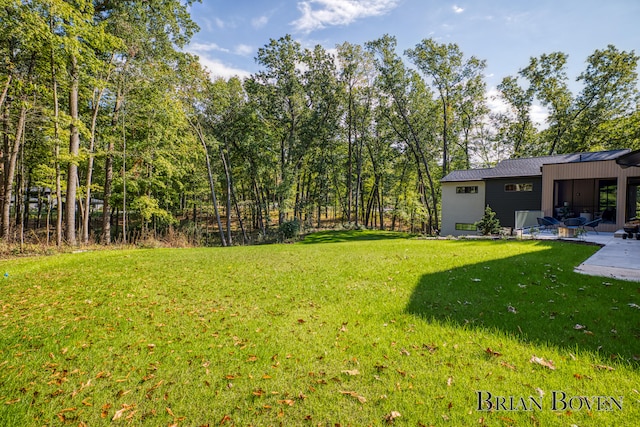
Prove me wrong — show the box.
[278,399,295,406]
[423,343,437,353]
[341,369,360,376]
[529,356,556,370]
[485,347,502,357]
[340,390,366,403]
[593,364,615,371]
[500,361,516,370]
[112,404,136,420]
[101,403,112,418]
[383,411,401,423]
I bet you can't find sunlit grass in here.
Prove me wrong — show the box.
[0,231,638,425]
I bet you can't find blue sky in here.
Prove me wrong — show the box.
[186,0,640,94]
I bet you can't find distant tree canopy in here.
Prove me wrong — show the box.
[1,2,638,246]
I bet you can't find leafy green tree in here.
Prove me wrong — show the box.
[336,41,376,225]
[500,47,639,156]
[96,0,200,244]
[249,35,308,225]
[406,38,487,174]
[496,75,538,156]
[571,45,639,151]
[367,35,440,233]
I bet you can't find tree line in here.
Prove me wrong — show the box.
[2,0,639,246]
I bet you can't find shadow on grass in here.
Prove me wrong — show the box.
[299,229,413,244]
[405,247,640,365]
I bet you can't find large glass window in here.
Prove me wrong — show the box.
[627,178,640,220]
[598,179,617,223]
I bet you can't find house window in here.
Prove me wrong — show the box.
[505,183,533,192]
[627,177,640,220]
[598,179,617,222]
[456,186,478,194]
[455,223,477,231]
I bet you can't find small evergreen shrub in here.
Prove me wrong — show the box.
[475,205,501,235]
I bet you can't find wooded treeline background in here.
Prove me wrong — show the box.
[2,0,639,246]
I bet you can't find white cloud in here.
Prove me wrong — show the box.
[530,103,549,129]
[252,15,269,29]
[453,5,464,14]
[197,57,252,80]
[235,44,254,56]
[486,87,509,115]
[486,87,549,130]
[189,42,230,53]
[189,42,253,58]
[291,0,399,33]
[215,17,226,29]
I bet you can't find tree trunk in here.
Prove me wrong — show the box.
[190,120,226,246]
[2,103,27,241]
[65,54,79,245]
[346,90,353,223]
[82,85,107,244]
[0,75,11,113]
[49,24,63,246]
[102,90,123,244]
[219,143,232,245]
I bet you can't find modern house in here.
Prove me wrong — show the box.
[440,149,640,236]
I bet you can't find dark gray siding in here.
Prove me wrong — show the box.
[485,178,543,228]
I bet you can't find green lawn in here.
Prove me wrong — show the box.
[0,231,639,426]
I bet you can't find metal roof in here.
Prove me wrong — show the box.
[616,149,640,168]
[441,149,630,182]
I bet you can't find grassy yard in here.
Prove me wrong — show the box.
[0,230,639,426]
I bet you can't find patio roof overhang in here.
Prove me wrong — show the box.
[616,149,640,168]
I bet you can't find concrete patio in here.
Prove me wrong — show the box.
[520,229,640,282]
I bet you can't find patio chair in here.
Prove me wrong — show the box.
[581,218,602,234]
[563,217,587,227]
[543,216,562,228]
[536,217,554,231]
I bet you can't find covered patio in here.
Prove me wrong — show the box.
[519,229,640,282]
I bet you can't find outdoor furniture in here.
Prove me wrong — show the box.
[582,218,602,234]
[536,217,555,231]
[563,217,587,227]
[543,216,562,228]
[536,217,559,231]
[559,217,587,238]
[623,219,640,239]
